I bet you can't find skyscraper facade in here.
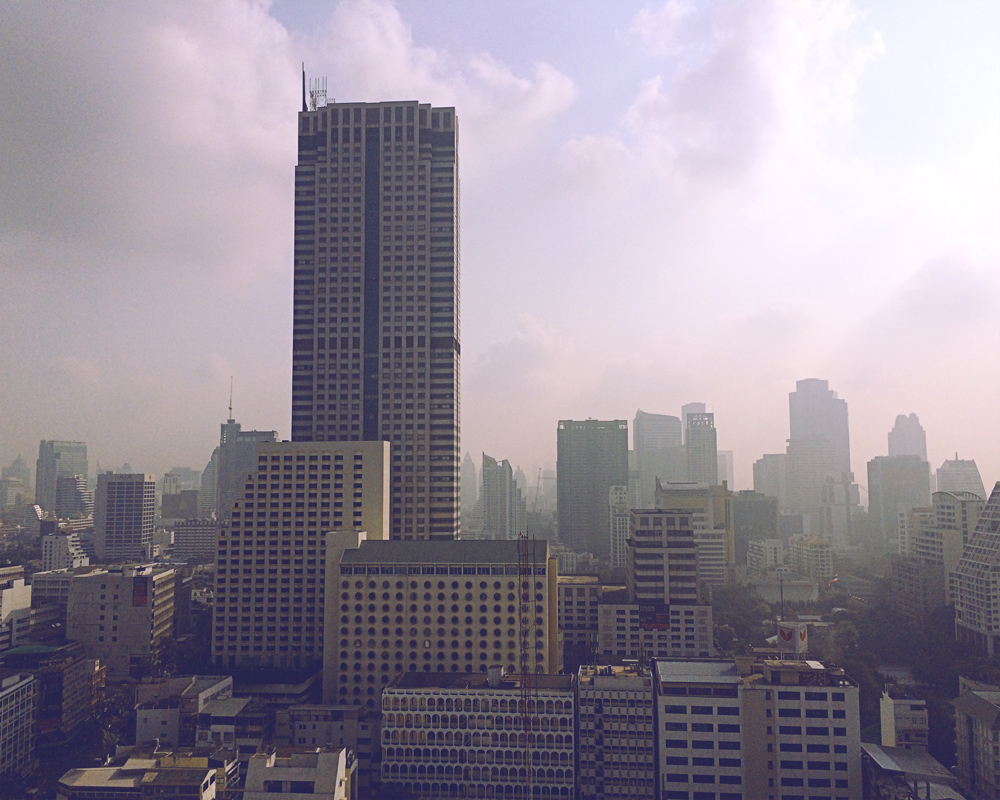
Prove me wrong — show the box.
[216,418,278,521]
[480,453,526,541]
[35,441,88,513]
[94,473,155,562]
[290,95,460,541]
[685,412,719,485]
[557,420,628,559]
[936,458,986,499]
[867,455,931,549]
[888,413,928,460]
[632,409,684,507]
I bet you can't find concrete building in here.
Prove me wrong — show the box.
[655,657,861,800]
[461,452,478,532]
[55,473,94,518]
[3,453,31,487]
[0,570,32,654]
[867,456,931,551]
[557,575,602,669]
[0,671,37,777]
[161,490,200,521]
[35,440,88,513]
[244,748,356,800]
[56,763,218,800]
[952,680,1000,800]
[65,564,175,677]
[887,556,945,622]
[135,675,233,747]
[608,485,631,570]
[95,473,156,563]
[654,482,734,587]
[215,417,278,522]
[936,458,986,499]
[788,535,834,580]
[888,414,927,460]
[685,412,719,486]
[733,490,779,566]
[481,454,527,541]
[633,409,684,508]
[747,539,784,573]
[860,743,961,800]
[753,453,788,511]
[172,519,220,563]
[0,476,30,508]
[557,419,629,560]
[953,483,1000,655]
[380,670,575,799]
[43,531,90,571]
[577,662,655,800]
[325,538,559,709]
[290,97,462,541]
[211,440,390,671]
[880,688,928,751]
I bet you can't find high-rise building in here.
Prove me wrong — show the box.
[953,678,1000,800]
[888,413,928,460]
[0,672,37,778]
[172,519,220,563]
[460,452,477,529]
[290,94,461,541]
[654,482,734,587]
[633,410,684,507]
[2,454,31,488]
[608,485,631,570]
[35,440,88,513]
[867,455,931,550]
[937,458,986,499]
[785,379,858,548]
[211,440,390,671]
[733,489,779,565]
[557,419,628,559]
[216,418,278,521]
[685,412,719,485]
[753,452,788,509]
[94,473,155,562]
[953,482,1000,655]
[680,402,706,441]
[42,532,89,571]
[480,453,526,541]
[55,474,93,518]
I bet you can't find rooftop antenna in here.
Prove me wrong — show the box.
[301,64,307,113]
[309,76,327,111]
[228,377,234,423]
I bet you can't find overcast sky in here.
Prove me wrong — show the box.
[1,0,997,497]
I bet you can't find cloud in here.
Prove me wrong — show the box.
[631,0,694,57]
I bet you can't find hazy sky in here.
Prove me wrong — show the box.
[1,0,998,496]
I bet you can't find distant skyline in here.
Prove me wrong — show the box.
[1,0,997,495]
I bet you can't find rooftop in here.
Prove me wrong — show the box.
[342,538,549,565]
[58,767,144,789]
[389,672,573,692]
[557,575,600,585]
[655,660,741,684]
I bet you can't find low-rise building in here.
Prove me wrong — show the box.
[597,595,714,661]
[243,748,356,800]
[860,742,962,799]
[788,535,834,580]
[56,763,218,800]
[380,669,575,799]
[135,675,233,747]
[0,671,37,777]
[879,688,929,751]
[0,570,31,653]
[577,663,655,799]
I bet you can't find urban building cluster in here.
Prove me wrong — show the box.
[0,86,995,800]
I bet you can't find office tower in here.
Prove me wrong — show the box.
[753,452,788,509]
[93,473,155,562]
[953,678,1000,800]
[380,670,575,799]
[733,489,780,565]
[889,413,927,460]
[785,379,858,548]
[211,440,390,671]
[557,575,601,670]
[290,95,461,542]
[953,482,1000,655]
[577,663,656,800]
[42,532,89,571]
[65,564,175,677]
[2,454,31,487]
[680,402,706,440]
[633,409,684,507]
[35,440,88,512]
[557,419,628,559]
[867,455,931,549]
[55,474,93,518]
[324,538,559,707]
[216,417,278,521]
[685,412,719,484]
[480,454,526,540]
[936,457,986,498]
[460,452,477,527]
[717,449,734,488]
[598,509,714,661]
[655,481,734,586]
[654,657,862,800]
[0,672,37,778]
[609,485,631,569]
[172,519,220,562]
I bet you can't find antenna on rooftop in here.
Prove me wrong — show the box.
[228,377,234,423]
[301,64,307,113]
[309,76,327,111]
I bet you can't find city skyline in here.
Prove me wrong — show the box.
[1,0,997,495]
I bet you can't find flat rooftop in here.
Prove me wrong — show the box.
[342,539,549,565]
[655,660,741,684]
[390,672,573,692]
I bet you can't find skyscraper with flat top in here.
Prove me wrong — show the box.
[290,90,460,540]
[35,441,88,513]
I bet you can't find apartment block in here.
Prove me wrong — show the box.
[42,531,90,571]
[788,535,834,580]
[655,657,861,800]
[94,473,156,563]
[172,519,220,563]
[0,671,37,777]
[748,539,783,573]
[211,440,390,671]
[953,680,1000,800]
[654,482,734,587]
[380,670,575,798]
[879,688,928,751]
[953,483,1000,655]
[557,575,601,666]
[325,538,559,708]
[244,748,356,800]
[577,663,655,799]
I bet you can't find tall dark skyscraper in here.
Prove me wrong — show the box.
[35,440,88,513]
[557,419,628,559]
[290,89,460,540]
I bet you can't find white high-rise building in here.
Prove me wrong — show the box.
[42,532,89,571]
[290,92,461,540]
[94,473,155,562]
[953,482,1000,655]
